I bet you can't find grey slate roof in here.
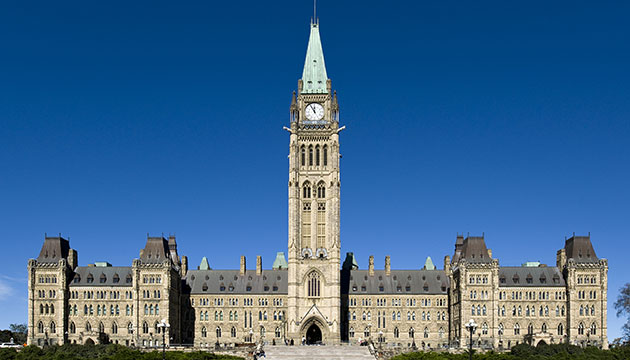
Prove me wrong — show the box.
[184,269,288,295]
[564,236,598,263]
[37,236,70,264]
[498,266,565,287]
[459,236,492,263]
[345,270,449,295]
[69,266,133,287]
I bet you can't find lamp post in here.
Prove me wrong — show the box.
[465,319,478,360]
[157,319,170,360]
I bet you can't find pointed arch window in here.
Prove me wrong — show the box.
[590,323,597,335]
[112,322,118,334]
[323,145,328,166]
[128,322,133,335]
[201,326,207,337]
[578,322,585,335]
[317,183,326,198]
[70,321,76,334]
[142,322,149,334]
[216,327,222,338]
[316,145,320,166]
[231,326,237,337]
[307,271,321,297]
[303,182,311,199]
[514,323,520,335]
[49,321,56,333]
[301,146,306,166]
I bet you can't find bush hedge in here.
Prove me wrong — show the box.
[0,344,243,360]
[390,343,630,360]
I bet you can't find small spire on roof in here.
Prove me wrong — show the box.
[423,256,436,270]
[199,257,210,271]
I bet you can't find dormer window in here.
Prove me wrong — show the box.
[513,275,519,284]
[113,274,120,284]
[73,275,81,284]
[526,274,533,284]
[87,274,94,284]
[499,275,506,284]
[126,274,133,284]
[100,274,107,283]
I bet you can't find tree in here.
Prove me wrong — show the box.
[9,323,27,344]
[615,283,630,341]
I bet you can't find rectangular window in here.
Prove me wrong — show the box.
[302,202,311,249]
[317,203,326,249]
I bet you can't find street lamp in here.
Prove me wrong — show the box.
[157,319,170,360]
[465,319,478,360]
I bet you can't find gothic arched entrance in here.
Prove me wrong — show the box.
[306,324,322,345]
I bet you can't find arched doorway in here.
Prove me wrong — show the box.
[84,338,95,345]
[306,324,322,345]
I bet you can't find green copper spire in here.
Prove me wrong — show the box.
[423,256,436,270]
[272,252,288,270]
[301,21,328,94]
[199,256,210,270]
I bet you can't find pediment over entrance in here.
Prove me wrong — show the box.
[299,304,331,326]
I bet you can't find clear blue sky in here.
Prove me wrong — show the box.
[1,1,628,340]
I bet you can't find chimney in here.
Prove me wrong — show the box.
[240,256,246,276]
[256,256,262,276]
[385,256,391,276]
[368,255,374,276]
[557,249,566,269]
[68,249,78,270]
[181,256,188,277]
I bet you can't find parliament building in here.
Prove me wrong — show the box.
[27,20,609,351]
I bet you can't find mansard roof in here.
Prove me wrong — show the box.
[184,269,288,295]
[139,236,172,264]
[69,266,133,287]
[564,235,598,263]
[498,266,565,287]
[344,270,449,295]
[36,236,70,264]
[459,236,492,263]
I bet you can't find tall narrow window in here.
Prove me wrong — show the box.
[308,146,313,166]
[323,145,328,166]
[317,183,325,198]
[307,271,321,297]
[302,202,311,250]
[317,203,326,249]
[303,183,311,199]
[301,146,306,166]
[316,145,320,166]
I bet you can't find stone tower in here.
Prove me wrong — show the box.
[286,19,342,344]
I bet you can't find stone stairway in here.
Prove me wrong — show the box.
[263,345,375,360]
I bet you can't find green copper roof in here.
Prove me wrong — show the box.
[343,252,359,270]
[423,256,436,270]
[301,21,328,94]
[272,252,288,270]
[199,256,210,270]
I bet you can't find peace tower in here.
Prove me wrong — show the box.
[286,18,342,344]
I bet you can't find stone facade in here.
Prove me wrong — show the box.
[27,20,608,350]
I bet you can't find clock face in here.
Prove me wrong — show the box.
[305,103,325,121]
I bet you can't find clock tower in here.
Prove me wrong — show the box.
[286,19,342,344]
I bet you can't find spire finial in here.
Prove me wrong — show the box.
[314,0,317,24]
